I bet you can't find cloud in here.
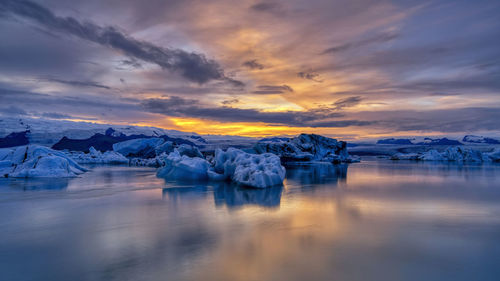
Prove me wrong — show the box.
[297,70,322,82]
[141,96,370,128]
[40,112,73,119]
[321,32,399,54]
[332,96,362,110]
[0,0,242,85]
[252,85,293,94]
[120,58,143,69]
[338,107,500,133]
[0,105,28,116]
[42,77,111,90]
[427,92,461,96]
[221,98,239,105]
[242,59,265,70]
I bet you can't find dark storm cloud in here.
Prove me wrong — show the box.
[252,84,293,94]
[0,0,241,85]
[141,96,372,128]
[42,77,111,90]
[242,59,265,70]
[321,32,399,54]
[332,96,362,110]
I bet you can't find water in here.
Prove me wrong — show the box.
[0,159,500,281]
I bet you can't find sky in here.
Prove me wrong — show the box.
[1,0,500,139]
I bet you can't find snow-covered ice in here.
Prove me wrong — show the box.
[0,145,87,178]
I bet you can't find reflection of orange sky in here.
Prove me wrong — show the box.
[183,190,500,281]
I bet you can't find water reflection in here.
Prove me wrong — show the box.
[0,177,70,191]
[285,162,347,185]
[214,183,283,209]
[162,182,284,209]
[1,162,500,281]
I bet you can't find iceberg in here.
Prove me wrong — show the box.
[113,138,165,158]
[0,145,87,178]
[157,150,210,181]
[486,148,500,162]
[68,147,129,164]
[157,148,286,188]
[212,148,285,188]
[390,147,491,162]
[255,133,355,163]
[176,144,204,158]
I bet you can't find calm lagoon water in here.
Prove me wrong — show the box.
[1,159,500,281]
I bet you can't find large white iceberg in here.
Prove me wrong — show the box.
[212,148,286,188]
[157,148,286,188]
[68,147,128,164]
[255,133,356,163]
[0,145,87,178]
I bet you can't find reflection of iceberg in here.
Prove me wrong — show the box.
[162,185,210,203]
[285,162,348,185]
[214,183,283,209]
[0,177,69,191]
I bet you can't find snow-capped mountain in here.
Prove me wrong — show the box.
[462,135,500,144]
[0,117,204,147]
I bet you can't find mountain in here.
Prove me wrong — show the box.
[0,131,29,148]
[462,135,500,144]
[414,138,462,145]
[377,138,413,145]
[0,117,203,147]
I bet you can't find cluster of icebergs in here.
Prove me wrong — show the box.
[1,133,364,188]
[391,147,500,162]
[67,147,128,164]
[0,145,87,178]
